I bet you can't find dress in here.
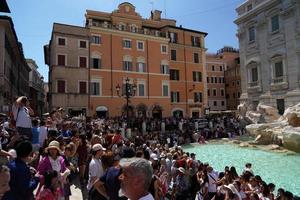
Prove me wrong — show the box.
[36,188,60,200]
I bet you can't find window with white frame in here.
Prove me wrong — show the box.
[193,71,202,82]
[171,91,180,102]
[160,60,169,74]
[136,57,146,72]
[274,61,283,78]
[251,67,258,82]
[130,24,137,33]
[248,26,255,42]
[161,45,168,54]
[270,56,285,83]
[271,15,279,33]
[162,82,169,97]
[137,81,145,96]
[79,81,87,94]
[137,41,144,51]
[123,39,131,49]
[79,56,87,68]
[91,35,101,44]
[57,80,66,93]
[194,92,202,103]
[213,89,217,96]
[123,55,132,71]
[220,88,225,96]
[90,79,101,96]
[119,23,126,31]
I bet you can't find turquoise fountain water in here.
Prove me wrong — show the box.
[183,143,300,195]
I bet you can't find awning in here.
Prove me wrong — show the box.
[96,106,108,112]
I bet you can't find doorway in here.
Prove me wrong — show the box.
[277,99,285,115]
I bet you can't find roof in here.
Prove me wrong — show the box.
[0,0,10,13]
[161,25,208,37]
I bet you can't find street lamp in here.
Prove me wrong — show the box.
[116,77,137,127]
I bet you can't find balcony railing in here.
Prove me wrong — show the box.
[89,20,168,38]
[248,81,258,87]
[272,76,287,84]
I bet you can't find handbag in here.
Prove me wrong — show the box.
[10,107,20,128]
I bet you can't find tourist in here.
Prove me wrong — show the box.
[0,164,10,199]
[196,170,209,200]
[36,170,61,200]
[77,133,89,184]
[87,144,106,197]
[172,167,189,200]
[38,120,48,147]
[207,166,218,199]
[119,157,154,200]
[13,96,33,140]
[243,163,254,175]
[4,140,40,200]
[31,119,40,153]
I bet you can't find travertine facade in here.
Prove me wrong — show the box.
[235,0,300,115]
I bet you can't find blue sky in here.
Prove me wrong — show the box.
[6,0,245,81]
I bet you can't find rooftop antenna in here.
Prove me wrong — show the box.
[150,1,154,12]
[164,0,166,18]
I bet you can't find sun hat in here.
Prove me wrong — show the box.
[46,140,62,154]
[92,144,106,152]
[178,167,186,174]
[224,184,238,194]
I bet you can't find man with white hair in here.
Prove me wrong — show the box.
[119,157,154,200]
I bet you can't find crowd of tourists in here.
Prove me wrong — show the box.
[0,96,299,200]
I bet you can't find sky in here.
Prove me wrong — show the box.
[5,0,245,82]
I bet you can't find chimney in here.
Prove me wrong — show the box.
[151,10,162,21]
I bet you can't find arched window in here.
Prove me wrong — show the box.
[136,57,146,72]
[123,55,132,71]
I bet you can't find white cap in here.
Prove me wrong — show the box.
[92,144,106,151]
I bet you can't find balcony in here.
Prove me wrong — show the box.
[248,81,258,87]
[247,81,261,93]
[88,20,168,38]
[271,76,288,91]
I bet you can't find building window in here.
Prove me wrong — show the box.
[57,54,66,66]
[251,67,258,82]
[207,77,209,83]
[161,45,168,54]
[92,58,101,69]
[194,92,202,103]
[170,69,180,80]
[137,62,146,72]
[119,23,126,31]
[274,61,283,78]
[248,26,255,42]
[213,89,217,96]
[79,57,87,68]
[213,101,217,106]
[233,93,236,98]
[271,15,279,33]
[137,41,144,51]
[219,77,222,83]
[79,81,87,94]
[237,80,240,85]
[123,61,132,71]
[57,80,65,93]
[58,37,66,46]
[171,49,176,61]
[232,81,235,86]
[194,53,199,63]
[130,25,137,33]
[193,71,202,82]
[79,40,87,48]
[214,77,217,83]
[191,36,200,47]
[171,91,180,102]
[238,92,240,97]
[123,39,131,49]
[221,101,225,106]
[247,4,252,11]
[221,89,225,96]
[160,64,169,74]
[162,84,169,96]
[169,32,178,43]
[220,66,223,71]
[207,89,210,96]
[138,83,145,96]
[211,77,214,83]
[90,81,100,96]
[212,65,215,71]
[92,35,101,44]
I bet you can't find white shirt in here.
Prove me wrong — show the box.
[87,158,104,190]
[49,156,61,172]
[39,126,48,146]
[14,106,32,128]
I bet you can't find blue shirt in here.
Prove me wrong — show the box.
[32,127,39,144]
[3,158,39,200]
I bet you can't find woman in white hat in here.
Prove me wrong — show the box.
[37,140,68,197]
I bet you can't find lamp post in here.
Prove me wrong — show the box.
[116,77,137,127]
